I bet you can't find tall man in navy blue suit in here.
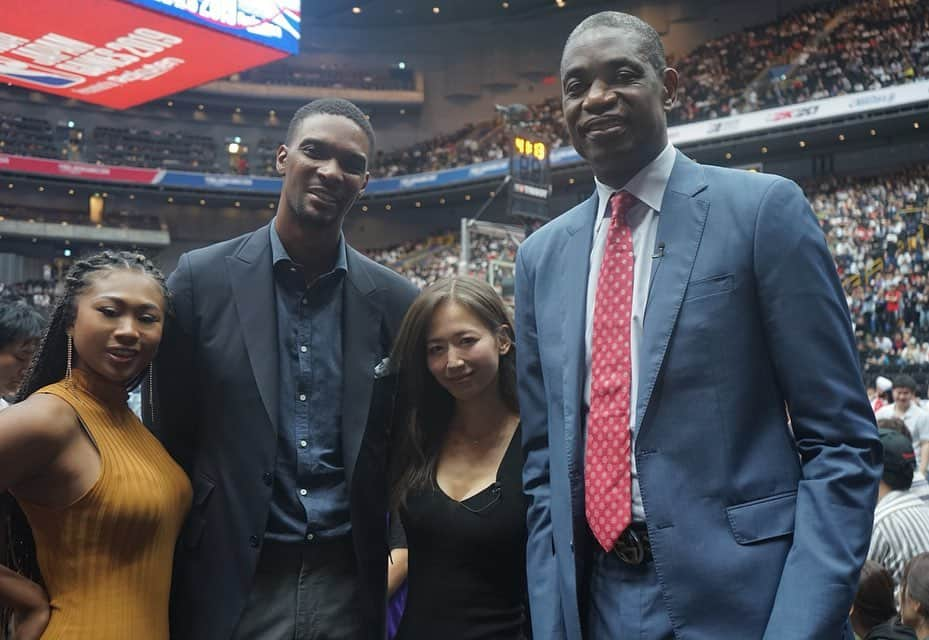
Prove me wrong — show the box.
[149,98,417,639]
[514,12,881,640]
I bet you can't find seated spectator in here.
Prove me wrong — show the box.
[877,376,929,477]
[0,295,45,409]
[852,560,917,639]
[869,429,929,586]
[901,553,929,639]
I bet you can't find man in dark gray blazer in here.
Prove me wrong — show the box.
[149,98,418,640]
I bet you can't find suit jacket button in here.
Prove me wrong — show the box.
[570,540,575,553]
[262,472,273,486]
[249,535,260,548]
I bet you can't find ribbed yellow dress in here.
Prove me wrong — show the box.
[15,368,192,639]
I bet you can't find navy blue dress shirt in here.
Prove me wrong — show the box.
[266,221,350,543]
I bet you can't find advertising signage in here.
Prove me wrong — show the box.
[0,0,291,109]
[125,0,300,54]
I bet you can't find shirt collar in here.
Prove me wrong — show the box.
[594,141,676,216]
[269,218,348,275]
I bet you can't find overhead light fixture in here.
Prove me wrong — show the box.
[799,140,807,148]
[432,6,440,14]
[915,122,921,129]
[761,146,768,154]
[724,152,732,160]
[870,129,877,136]
[352,6,361,13]
[838,134,845,141]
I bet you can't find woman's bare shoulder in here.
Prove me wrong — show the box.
[0,393,82,487]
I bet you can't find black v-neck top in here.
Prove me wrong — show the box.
[396,424,530,639]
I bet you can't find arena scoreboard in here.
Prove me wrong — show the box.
[508,133,551,220]
[0,0,298,109]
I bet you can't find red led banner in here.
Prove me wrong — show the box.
[0,153,162,184]
[0,0,288,109]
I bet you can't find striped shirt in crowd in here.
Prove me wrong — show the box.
[869,489,929,585]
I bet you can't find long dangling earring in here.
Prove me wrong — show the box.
[66,334,73,382]
[148,361,155,424]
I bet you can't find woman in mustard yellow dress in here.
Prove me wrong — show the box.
[0,251,191,640]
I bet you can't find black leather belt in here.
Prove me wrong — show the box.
[613,522,652,565]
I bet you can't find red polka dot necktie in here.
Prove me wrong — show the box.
[586,190,638,552]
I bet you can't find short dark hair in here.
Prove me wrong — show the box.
[562,11,666,75]
[894,374,918,392]
[852,561,897,633]
[285,98,375,155]
[884,469,913,491]
[0,294,45,350]
[903,553,929,625]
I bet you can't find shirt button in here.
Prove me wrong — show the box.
[262,472,273,486]
[299,439,308,448]
[249,535,260,548]
[299,393,307,401]
[300,345,308,353]
[306,533,315,542]
[299,488,308,496]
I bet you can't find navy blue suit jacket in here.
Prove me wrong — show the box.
[514,152,881,640]
[148,224,417,640]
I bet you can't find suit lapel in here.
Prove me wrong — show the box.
[636,153,709,435]
[341,248,381,495]
[560,194,597,489]
[226,225,279,434]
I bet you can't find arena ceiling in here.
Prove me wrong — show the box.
[304,0,648,28]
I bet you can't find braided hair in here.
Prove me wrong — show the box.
[1,250,170,636]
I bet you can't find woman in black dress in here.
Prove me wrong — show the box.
[389,276,528,639]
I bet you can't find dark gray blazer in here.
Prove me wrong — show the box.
[149,223,417,640]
